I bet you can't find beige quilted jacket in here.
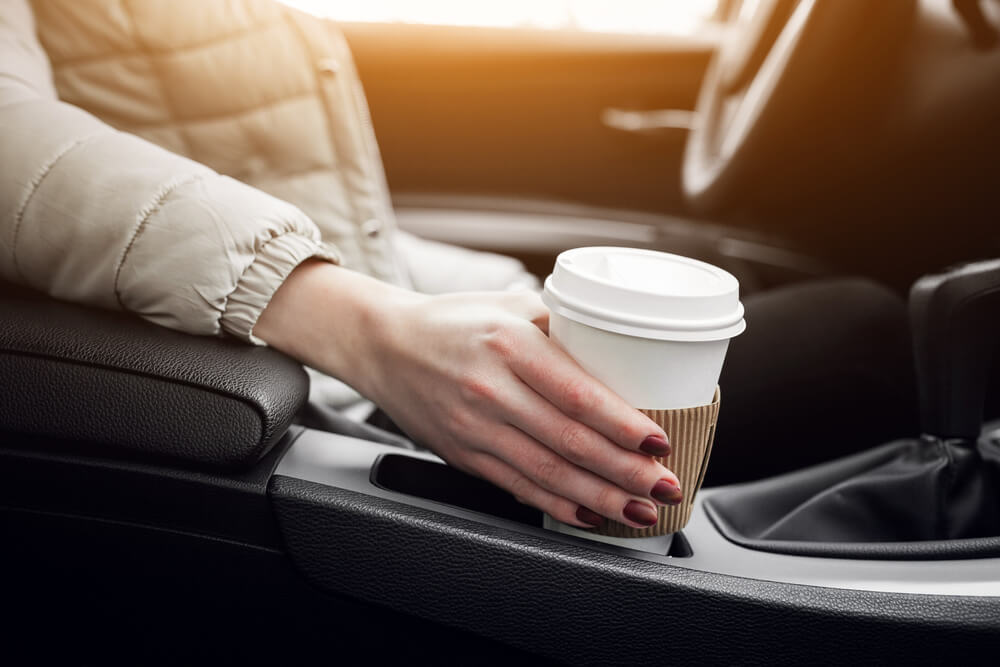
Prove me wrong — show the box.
[0,0,532,344]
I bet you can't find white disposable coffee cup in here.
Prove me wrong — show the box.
[540,247,745,553]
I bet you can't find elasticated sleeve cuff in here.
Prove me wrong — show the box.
[221,232,338,345]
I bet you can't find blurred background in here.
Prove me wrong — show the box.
[277,0,1000,297]
[280,0,720,34]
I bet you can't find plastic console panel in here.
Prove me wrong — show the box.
[270,428,1000,665]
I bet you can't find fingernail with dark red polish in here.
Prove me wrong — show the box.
[650,479,684,506]
[639,435,671,457]
[576,506,604,527]
[623,501,659,527]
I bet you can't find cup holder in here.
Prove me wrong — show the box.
[371,453,694,557]
[371,453,541,525]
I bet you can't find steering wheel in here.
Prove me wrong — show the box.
[682,0,825,211]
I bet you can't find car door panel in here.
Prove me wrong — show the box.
[343,22,714,215]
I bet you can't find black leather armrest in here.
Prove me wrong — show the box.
[0,286,308,469]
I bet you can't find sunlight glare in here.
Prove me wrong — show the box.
[278,0,719,36]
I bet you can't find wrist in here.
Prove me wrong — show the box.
[254,260,420,394]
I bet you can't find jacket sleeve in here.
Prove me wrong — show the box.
[0,0,338,344]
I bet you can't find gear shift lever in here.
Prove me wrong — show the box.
[703,259,1000,555]
[909,259,1000,441]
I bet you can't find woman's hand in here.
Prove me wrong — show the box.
[256,261,683,529]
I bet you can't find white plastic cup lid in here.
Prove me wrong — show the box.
[541,247,746,342]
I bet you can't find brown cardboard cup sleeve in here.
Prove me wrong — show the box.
[592,387,721,538]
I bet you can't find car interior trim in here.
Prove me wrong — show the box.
[273,428,1000,597]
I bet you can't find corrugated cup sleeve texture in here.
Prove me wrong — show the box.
[593,388,721,537]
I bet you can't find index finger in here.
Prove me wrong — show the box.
[509,328,671,457]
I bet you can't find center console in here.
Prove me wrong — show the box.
[3,261,1000,664]
[264,259,1000,663]
[265,425,1000,665]
[274,427,1000,595]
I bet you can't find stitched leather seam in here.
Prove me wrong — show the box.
[0,348,273,460]
[112,173,204,309]
[10,131,104,282]
[45,18,285,68]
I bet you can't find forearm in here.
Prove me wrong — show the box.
[255,260,679,531]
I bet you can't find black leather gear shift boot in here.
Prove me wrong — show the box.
[703,433,1000,560]
[706,260,1000,560]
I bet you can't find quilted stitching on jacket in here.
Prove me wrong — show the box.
[10,129,103,281]
[31,0,404,283]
